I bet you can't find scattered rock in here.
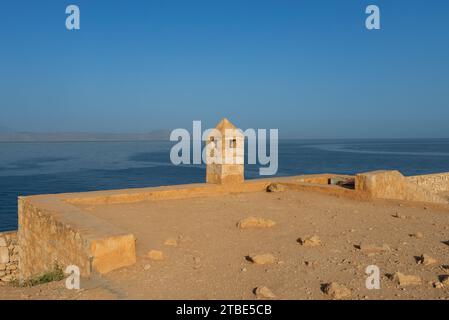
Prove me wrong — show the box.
[254,286,276,299]
[237,217,276,229]
[322,282,351,300]
[164,238,178,247]
[410,232,423,239]
[392,212,406,219]
[393,272,422,286]
[439,275,449,286]
[241,267,247,272]
[433,281,444,289]
[247,254,276,265]
[417,254,437,266]
[143,264,151,271]
[266,183,285,193]
[147,250,164,261]
[357,243,390,255]
[193,256,201,269]
[304,260,319,268]
[298,235,322,247]
[0,274,14,282]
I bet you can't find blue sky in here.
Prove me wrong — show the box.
[0,0,448,138]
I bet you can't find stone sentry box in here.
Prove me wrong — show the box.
[206,118,244,185]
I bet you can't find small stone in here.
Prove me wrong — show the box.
[254,286,276,299]
[248,254,276,265]
[433,281,444,289]
[6,264,17,271]
[0,247,9,264]
[192,256,201,269]
[417,254,437,266]
[410,232,423,239]
[357,243,390,255]
[440,275,449,286]
[164,238,178,247]
[237,217,276,229]
[143,264,151,271]
[298,235,322,247]
[266,183,285,193]
[393,272,422,286]
[392,212,406,219]
[0,274,14,282]
[322,282,351,300]
[0,238,6,247]
[147,250,164,261]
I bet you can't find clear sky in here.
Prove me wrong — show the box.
[0,0,448,138]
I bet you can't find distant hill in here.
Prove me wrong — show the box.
[0,130,170,142]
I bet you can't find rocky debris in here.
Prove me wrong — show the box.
[357,243,390,255]
[410,232,423,239]
[439,275,449,286]
[417,254,437,266]
[298,235,322,247]
[392,212,406,219]
[164,238,178,247]
[143,264,151,271]
[266,183,285,193]
[392,272,422,287]
[247,254,276,265]
[237,217,276,229]
[193,256,201,269]
[304,260,319,268]
[441,265,449,273]
[433,281,444,289]
[147,250,164,261]
[254,286,276,299]
[322,282,351,300]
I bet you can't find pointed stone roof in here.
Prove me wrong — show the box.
[215,118,237,133]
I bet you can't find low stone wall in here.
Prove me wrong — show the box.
[18,196,136,281]
[407,173,449,194]
[355,170,447,204]
[0,231,19,283]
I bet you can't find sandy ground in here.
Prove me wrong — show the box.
[1,188,449,300]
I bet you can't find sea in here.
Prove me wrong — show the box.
[1,139,449,232]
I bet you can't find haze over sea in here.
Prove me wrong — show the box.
[1,139,449,231]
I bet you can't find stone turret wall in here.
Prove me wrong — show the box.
[0,231,19,283]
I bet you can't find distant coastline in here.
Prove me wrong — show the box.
[0,131,170,142]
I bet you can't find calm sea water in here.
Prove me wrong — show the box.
[1,139,449,231]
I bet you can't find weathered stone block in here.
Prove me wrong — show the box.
[0,247,9,264]
[355,170,447,204]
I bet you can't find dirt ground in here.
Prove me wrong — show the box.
[1,188,449,300]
